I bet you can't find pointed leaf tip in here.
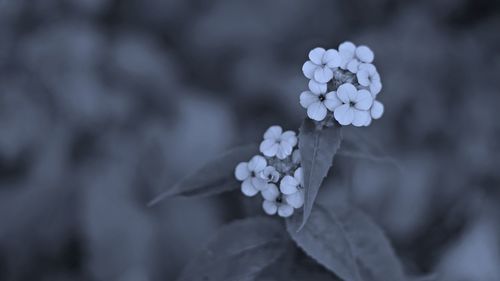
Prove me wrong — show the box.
[147,144,257,206]
[298,118,342,230]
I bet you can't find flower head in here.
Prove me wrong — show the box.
[300,81,342,121]
[261,184,295,217]
[333,83,373,127]
[302,47,341,83]
[234,155,268,197]
[259,126,297,159]
[279,167,304,209]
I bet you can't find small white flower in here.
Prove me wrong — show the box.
[357,63,382,95]
[259,166,280,183]
[279,167,304,209]
[338,42,375,73]
[300,81,342,121]
[333,83,373,127]
[234,155,268,197]
[259,126,297,160]
[302,47,341,83]
[261,184,294,217]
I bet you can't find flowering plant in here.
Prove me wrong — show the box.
[150,42,433,281]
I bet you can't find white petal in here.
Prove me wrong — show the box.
[358,63,376,73]
[248,155,267,172]
[356,70,370,87]
[259,139,278,157]
[308,79,327,94]
[241,179,259,197]
[355,45,374,63]
[364,115,373,126]
[308,47,326,65]
[370,80,382,95]
[336,83,357,103]
[302,61,317,79]
[294,167,303,184]
[339,41,356,53]
[323,49,341,68]
[307,102,328,121]
[300,91,318,109]
[276,142,293,160]
[334,104,355,125]
[340,54,354,69]
[339,41,356,69]
[371,100,384,119]
[313,67,333,83]
[280,175,299,194]
[324,91,342,111]
[262,200,278,215]
[263,125,283,140]
[278,204,294,217]
[234,162,250,181]
[292,149,301,164]
[352,109,370,127]
[286,192,304,209]
[251,177,268,191]
[346,59,360,73]
[281,131,297,147]
[261,184,279,201]
[354,89,373,110]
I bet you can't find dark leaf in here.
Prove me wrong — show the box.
[338,129,401,171]
[148,144,257,206]
[286,204,406,281]
[298,118,342,229]
[177,217,288,281]
[408,275,438,281]
[257,245,342,281]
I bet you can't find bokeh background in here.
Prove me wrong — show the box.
[1,0,500,280]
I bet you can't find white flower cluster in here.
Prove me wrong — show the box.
[234,126,304,218]
[300,42,384,126]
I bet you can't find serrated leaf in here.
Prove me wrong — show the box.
[177,217,288,281]
[148,144,257,206]
[298,118,342,229]
[286,204,406,281]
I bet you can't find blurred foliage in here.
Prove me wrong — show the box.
[0,0,499,280]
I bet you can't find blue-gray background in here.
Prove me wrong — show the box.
[1,0,500,280]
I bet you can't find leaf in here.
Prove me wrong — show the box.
[408,274,438,281]
[338,129,401,171]
[298,118,342,229]
[286,204,406,281]
[256,243,342,281]
[148,144,257,206]
[177,217,288,281]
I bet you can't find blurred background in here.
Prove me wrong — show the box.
[1,0,500,280]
